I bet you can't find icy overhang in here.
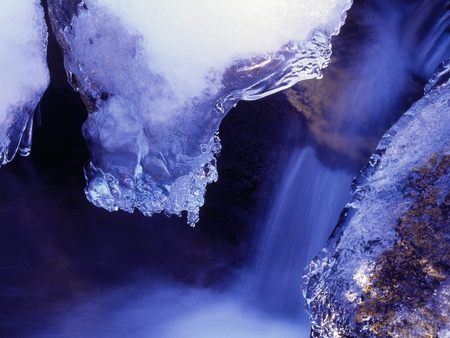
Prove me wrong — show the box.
[0,1,49,165]
[48,0,352,224]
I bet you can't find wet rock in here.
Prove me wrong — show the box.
[304,60,450,337]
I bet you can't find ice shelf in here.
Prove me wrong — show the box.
[48,0,352,224]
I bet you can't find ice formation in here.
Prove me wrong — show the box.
[0,1,49,165]
[303,60,450,337]
[48,0,352,224]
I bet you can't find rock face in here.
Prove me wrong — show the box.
[304,60,450,338]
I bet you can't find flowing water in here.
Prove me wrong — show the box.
[248,148,352,324]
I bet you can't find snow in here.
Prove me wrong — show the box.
[0,0,49,164]
[85,0,348,105]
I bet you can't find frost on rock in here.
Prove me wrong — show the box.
[0,1,49,165]
[304,60,450,337]
[47,0,352,225]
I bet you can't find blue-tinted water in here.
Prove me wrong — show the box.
[249,148,352,325]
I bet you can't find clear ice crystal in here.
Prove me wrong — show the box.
[48,0,352,224]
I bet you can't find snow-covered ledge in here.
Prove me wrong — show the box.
[0,1,49,165]
[47,0,352,225]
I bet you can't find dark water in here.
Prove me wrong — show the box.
[1,0,448,337]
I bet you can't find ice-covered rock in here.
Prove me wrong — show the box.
[304,60,450,337]
[0,1,49,165]
[47,0,352,225]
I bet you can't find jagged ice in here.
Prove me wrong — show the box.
[48,0,352,224]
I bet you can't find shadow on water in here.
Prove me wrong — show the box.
[1,0,449,337]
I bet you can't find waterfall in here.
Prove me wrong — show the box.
[249,147,352,322]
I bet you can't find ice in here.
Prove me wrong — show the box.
[48,0,352,224]
[0,1,49,165]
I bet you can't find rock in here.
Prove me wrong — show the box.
[304,60,450,337]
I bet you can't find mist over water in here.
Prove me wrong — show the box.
[42,284,304,338]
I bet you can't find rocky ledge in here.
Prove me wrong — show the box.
[304,60,450,337]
